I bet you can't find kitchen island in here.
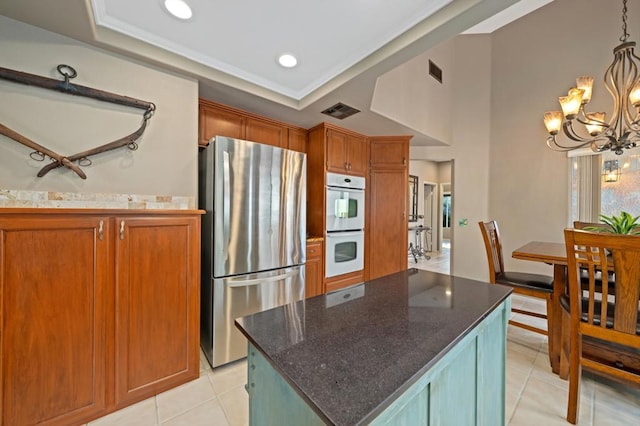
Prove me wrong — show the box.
[235,269,512,425]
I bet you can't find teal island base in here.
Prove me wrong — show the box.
[245,297,510,425]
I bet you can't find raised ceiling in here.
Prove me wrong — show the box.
[0,0,553,144]
[93,0,454,100]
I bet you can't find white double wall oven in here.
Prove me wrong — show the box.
[325,172,365,278]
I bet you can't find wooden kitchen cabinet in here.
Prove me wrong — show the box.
[0,209,201,425]
[114,215,200,407]
[246,117,286,148]
[287,127,308,153]
[198,99,307,152]
[325,128,367,176]
[369,136,408,169]
[199,103,245,147]
[367,136,411,281]
[0,215,110,426]
[305,239,324,298]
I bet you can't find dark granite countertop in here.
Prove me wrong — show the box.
[235,269,512,426]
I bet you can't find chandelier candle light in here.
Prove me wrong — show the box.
[544,0,640,155]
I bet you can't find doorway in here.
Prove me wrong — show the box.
[407,159,452,275]
[423,182,436,253]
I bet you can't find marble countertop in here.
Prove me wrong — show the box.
[235,269,512,425]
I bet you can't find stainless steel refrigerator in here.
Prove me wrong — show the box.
[199,136,306,368]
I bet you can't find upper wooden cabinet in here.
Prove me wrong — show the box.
[325,128,367,176]
[369,136,409,169]
[287,128,307,153]
[245,117,286,148]
[198,99,307,152]
[200,104,245,146]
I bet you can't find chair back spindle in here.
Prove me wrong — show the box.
[563,228,640,424]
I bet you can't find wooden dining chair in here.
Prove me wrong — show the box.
[478,221,554,335]
[561,229,640,424]
[572,221,616,293]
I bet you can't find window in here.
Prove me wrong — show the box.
[570,151,640,223]
[442,193,451,228]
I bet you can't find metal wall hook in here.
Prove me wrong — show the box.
[56,64,77,87]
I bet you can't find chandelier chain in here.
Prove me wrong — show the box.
[621,0,629,42]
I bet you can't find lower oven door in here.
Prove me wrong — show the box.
[325,231,364,278]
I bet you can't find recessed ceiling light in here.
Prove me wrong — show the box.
[164,0,193,20]
[278,54,298,68]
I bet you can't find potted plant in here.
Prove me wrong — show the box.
[585,211,640,234]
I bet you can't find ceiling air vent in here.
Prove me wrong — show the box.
[321,102,360,120]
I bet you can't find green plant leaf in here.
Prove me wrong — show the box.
[594,211,640,234]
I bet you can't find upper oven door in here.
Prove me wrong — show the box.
[326,187,365,231]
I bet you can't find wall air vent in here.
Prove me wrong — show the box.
[429,60,443,83]
[321,102,360,120]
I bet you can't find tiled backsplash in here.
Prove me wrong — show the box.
[0,189,195,210]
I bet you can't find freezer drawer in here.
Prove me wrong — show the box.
[203,265,305,368]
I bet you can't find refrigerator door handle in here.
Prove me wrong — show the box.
[225,270,297,288]
[222,151,231,262]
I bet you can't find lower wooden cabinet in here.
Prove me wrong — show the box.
[367,137,411,281]
[114,215,201,407]
[325,270,365,293]
[0,215,109,425]
[305,239,324,298]
[0,209,201,425]
[368,168,408,280]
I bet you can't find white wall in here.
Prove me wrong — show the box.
[371,39,453,145]
[0,16,198,197]
[411,35,492,280]
[488,0,639,274]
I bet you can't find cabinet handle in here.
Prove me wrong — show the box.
[403,158,406,165]
[98,220,104,241]
[120,220,125,240]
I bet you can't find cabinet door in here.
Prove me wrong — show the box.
[200,105,245,147]
[370,139,408,169]
[114,215,200,407]
[0,216,109,426]
[325,129,348,173]
[368,169,408,280]
[305,241,324,298]
[346,135,367,175]
[287,128,307,153]
[246,118,286,148]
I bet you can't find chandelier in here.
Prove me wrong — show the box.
[544,0,640,155]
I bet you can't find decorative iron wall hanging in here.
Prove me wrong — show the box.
[0,64,156,179]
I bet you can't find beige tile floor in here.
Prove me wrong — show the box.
[408,238,450,275]
[89,244,639,425]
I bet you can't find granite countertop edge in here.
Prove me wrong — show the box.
[236,271,513,425]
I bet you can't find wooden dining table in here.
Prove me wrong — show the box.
[513,240,640,381]
[512,241,567,375]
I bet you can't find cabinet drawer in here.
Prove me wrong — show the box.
[306,241,323,258]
